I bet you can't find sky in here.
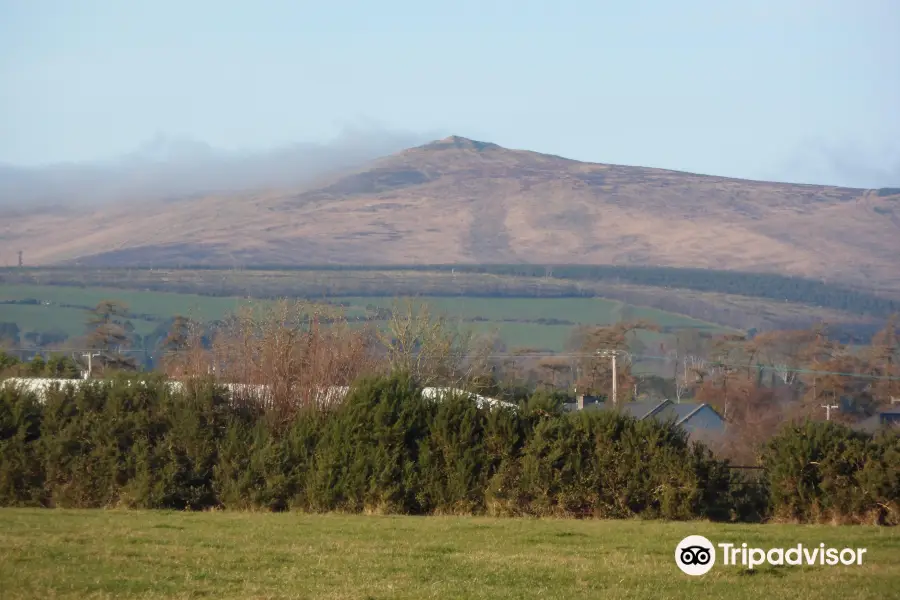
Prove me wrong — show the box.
[1,0,898,187]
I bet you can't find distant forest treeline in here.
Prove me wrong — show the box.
[403,265,898,316]
[5,264,896,318]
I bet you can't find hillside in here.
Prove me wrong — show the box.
[2,136,898,292]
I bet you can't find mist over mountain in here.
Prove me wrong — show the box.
[0,126,436,211]
[770,140,900,190]
[5,135,898,296]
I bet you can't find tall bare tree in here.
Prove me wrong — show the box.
[751,329,817,389]
[536,356,572,390]
[192,299,379,422]
[377,298,493,391]
[868,315,900,404]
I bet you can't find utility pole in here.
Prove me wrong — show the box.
[612,352,617,405]
[17,250,23,267]
[82,352,100,379]
[822,403,839,421]
[597,349,620,405]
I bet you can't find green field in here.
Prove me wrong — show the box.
[334,296,712,328]
[0,510,896,600]
[335,296,720,352]
[1,284,724,352]
[2,266,889,337]
[0,284,254,322]
[0,284,270,340]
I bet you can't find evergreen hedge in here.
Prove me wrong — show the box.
[1,373,897,523]
[761,420,900,525]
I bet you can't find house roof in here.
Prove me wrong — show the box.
[590,399,725,431]
[653,402,722,425]
[421,387,517,410]
[592,399,670,419]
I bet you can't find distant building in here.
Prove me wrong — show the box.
[565,397,727,436]
[0,377,516,410]
[852,408,900,434]
[652,402,727,434]
[564,393,604,411]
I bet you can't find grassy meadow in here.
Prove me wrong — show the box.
[0,509,897,600]
[0,283,256,331]
[0,283,723,353]
[4,265,876,335]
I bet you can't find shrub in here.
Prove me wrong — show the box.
[857,431,900,525]
[417,390,493,514]
[0,386,45,505]
[307,373,430,514]
[761,420,900,524]
[1,371,895,524]
[492,409,732,520]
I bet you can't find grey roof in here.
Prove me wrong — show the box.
[653,402,718,425]
[593,400,670,419]
[569,398,726,433]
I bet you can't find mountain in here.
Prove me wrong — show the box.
[2,136,899,292]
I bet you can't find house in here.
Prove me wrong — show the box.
[568,397,727,436]
[651,401,727,434]
[562,393,603,411]
[420,387,517,410]
[852,408,900,434]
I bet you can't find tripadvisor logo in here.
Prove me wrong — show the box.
[675,535,716,576]
[674,535,868,576]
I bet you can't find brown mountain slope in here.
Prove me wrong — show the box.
[3,135,899,291]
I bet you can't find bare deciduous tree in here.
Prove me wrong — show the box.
[175,299,378,423]
[377,298,494,391]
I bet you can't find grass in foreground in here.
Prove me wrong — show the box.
[0,510,897,600]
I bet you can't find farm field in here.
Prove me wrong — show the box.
[0,509,897,600]
[0,283,259,323]
[0,283,725,353]
[1,266,881,334]
[334,295,714,328]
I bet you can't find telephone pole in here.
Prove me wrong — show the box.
[822,403,839,421]
[612,352,617,405]
[597,349,621,405]
[82,352,100,378]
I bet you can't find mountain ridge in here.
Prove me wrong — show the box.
[2,136,898,293]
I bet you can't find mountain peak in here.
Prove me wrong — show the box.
[418,136,502,152]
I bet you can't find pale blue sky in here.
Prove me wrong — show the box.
[1,0,898,186]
